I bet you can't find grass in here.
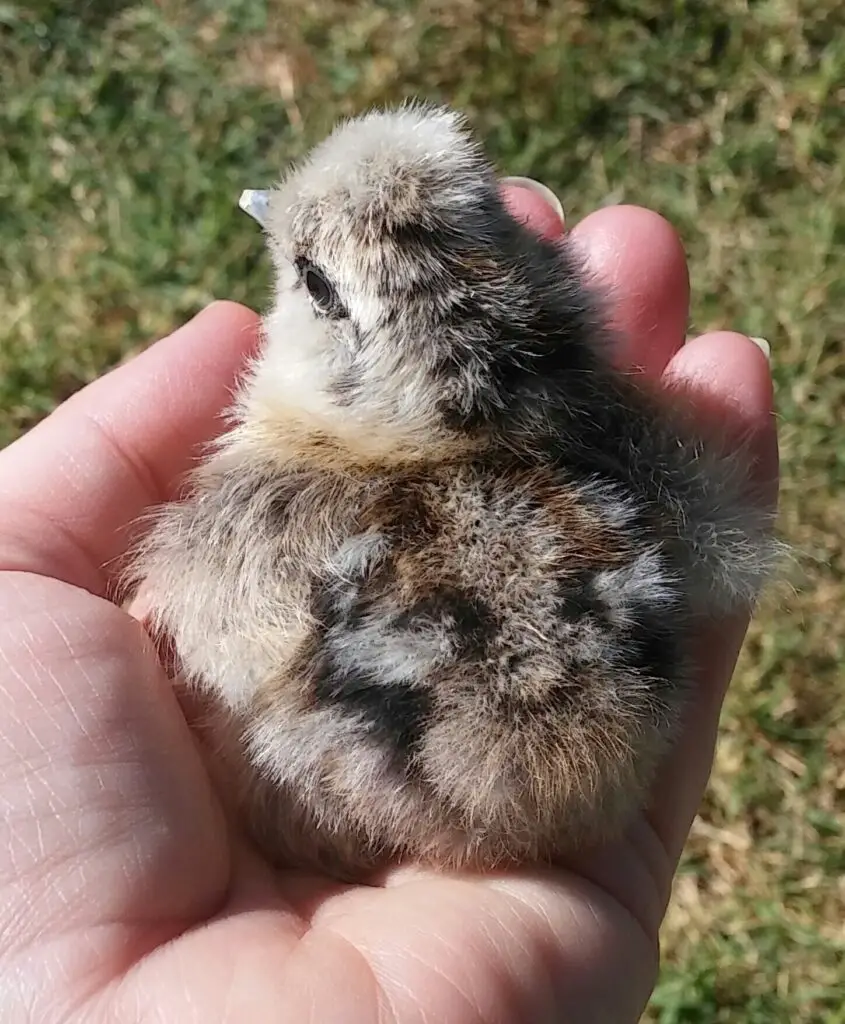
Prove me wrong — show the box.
[2,0,843,1018]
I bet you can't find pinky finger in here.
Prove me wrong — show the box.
[663,331,778,499]
[647,330,779,861]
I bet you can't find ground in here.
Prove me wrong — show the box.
[2,1,843,1019]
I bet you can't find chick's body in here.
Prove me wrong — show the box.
[132,104,777,879]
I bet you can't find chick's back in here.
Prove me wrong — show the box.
[135,437,688,875]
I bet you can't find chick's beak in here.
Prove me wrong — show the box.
[239,189,271,228]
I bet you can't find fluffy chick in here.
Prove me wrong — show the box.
[130,103,778,880]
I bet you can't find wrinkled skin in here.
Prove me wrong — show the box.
[0,192,777,1023]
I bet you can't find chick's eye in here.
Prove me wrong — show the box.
[305,268,332,308]
[295,258,346,318]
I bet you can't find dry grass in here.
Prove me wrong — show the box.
[2,1,843,1018]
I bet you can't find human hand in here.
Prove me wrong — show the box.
[0,189,777,1022]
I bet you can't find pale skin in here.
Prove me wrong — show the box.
[0,192,777,1023]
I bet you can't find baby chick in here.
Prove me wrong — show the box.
[130,103,778,880]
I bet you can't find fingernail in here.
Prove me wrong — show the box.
[500,176,565,225]
[750,336,771,361]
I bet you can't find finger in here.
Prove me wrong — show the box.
[571,205,691,379]
[665,331,779,500]
[501,179,566,240]
[648,330,778,863]
[500,186,691,381]
[0,302,260,596]
[568,330,778,931]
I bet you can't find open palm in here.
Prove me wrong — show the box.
[0,196,776,1023]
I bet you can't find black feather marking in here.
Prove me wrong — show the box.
[393,584,498,658]
[308,566,432,761]
[313,661,432,757]
[624,602,685,692]
[556,571,608,621]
